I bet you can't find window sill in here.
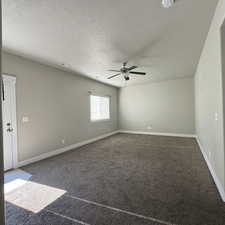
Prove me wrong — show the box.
[91,119,110,122]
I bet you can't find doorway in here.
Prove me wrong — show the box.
[2,75,17,171]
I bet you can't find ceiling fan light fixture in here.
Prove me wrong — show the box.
[122,72,129,80]
[162,0,174,8]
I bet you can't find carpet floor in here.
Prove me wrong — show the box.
[5,133,225,225]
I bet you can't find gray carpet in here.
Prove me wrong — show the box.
[5,133,225,225]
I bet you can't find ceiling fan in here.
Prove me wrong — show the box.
[107,62,146,81]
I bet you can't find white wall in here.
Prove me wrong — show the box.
[195,0,225,191]
[2,52,118,162]
[119,77,195,135]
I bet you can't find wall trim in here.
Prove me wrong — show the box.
[118,130,197,138]
[17,130,225,202]
[196,137,225,202]
[18,131,119,167]
[18,130,196,168]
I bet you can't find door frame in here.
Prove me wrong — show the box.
[3,74,18,169]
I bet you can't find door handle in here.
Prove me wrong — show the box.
[6,122,13,132]
[7,128,13,132]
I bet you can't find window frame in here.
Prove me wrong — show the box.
[89,94,111,122]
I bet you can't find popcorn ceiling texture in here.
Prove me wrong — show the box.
[2,0,218,87]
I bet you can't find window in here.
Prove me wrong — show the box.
[90,95,110,121]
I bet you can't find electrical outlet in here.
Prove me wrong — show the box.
[61,139,65,144]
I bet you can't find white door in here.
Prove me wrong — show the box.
[2,75,17,171]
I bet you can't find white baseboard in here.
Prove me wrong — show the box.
[18,130,194,167]
[17,129,225,202]
[196,137,225,202]
[118,130,196,138]
[18,130,119,167]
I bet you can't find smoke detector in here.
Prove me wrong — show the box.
[162,0,174,8]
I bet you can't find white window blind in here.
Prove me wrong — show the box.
[90,95,110,121]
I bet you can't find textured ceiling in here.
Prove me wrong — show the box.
[2,0,218,87]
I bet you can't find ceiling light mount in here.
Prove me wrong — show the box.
[162,0,174,8]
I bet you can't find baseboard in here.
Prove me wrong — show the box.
[17,130,194,167]
[18,130,119,167]
[17,130,225,202]
[196,137,225,202]
[118,130,197,138]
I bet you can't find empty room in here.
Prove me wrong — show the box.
[1,0,225,224]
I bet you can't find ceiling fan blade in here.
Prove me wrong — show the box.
[108,69,120,72]
[127,66,138,71]
[107,73,121,79]
[130,71,146,75]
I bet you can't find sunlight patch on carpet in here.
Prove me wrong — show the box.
[4,169,32,194]
[5,180,66,213]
